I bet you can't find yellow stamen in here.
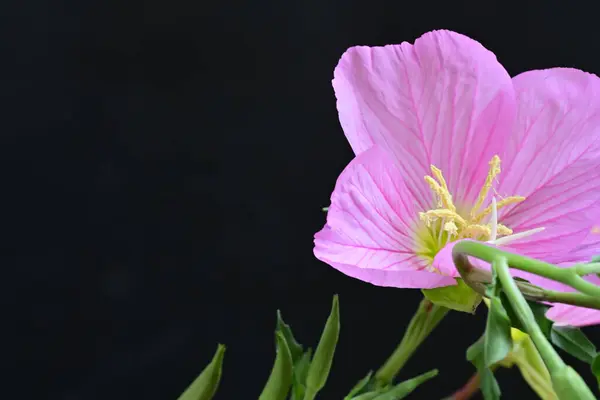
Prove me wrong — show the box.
[415,155,538,266]
[444,221,458,236]
[497,224,513,236]
[419,209,467,227]
[430,165,456,212]
[473,196,526,222]
[471,155,501,219]
[592,226,600,234]
[460,224,491,240]
[424,175,455,211]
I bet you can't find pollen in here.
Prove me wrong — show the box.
[416,155,533,263]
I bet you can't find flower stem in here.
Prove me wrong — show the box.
[573,262,600,276]
[452,247,600,311]
[492,257,596,400]
[446,372,480,400]
[374,298,448,386]
[493,257,564,373]
[452,241,600,298]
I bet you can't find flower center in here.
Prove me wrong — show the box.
[415,155,527,261]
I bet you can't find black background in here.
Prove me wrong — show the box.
[4,0,600,398]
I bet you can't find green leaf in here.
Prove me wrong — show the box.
[350,392,382,400]
[550,326,597,364]
[371,369,438,400]
[276,310,304,362]
[344,371,373,399]
[177,344,225,400]
[466,336,501,400]
[422,279,482,313]
[304,295,340,400]
[590,353,600,389]
[466,335,485,363]
[484,296,513,366]
[291,349,312,400]
[259,331,293,400]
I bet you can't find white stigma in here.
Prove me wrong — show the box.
[489,227,546,246]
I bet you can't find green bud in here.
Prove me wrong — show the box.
[177,344,225,400]
[304,295,340,400]
[259,332,293,400]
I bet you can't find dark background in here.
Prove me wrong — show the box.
[4,0,600,398]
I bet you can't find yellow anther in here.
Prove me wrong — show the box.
[460,224,491,240]
[471,155,501,218]
[473,196,526,222]
[592,226,600,234]
[418,212,433,227]
[444,221,458,236]
[497,224,513,237]
[430,165,448,191]
[424,175,455,211]
[429,165,456,212]
[424,176,443,208]
[420,209,467,227]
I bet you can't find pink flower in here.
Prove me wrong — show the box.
[314,30,600,324]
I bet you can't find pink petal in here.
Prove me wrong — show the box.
[432,241,461,277]
[499,69,600,263]
[333,30,516,209]
[554,230,600,266]
[314,146,456,288]
[546,304,600,327]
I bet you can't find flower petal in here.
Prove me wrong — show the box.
[432,241,460,277]
[314,146,456,288]
[499,69,600,262]
[333,29,516,209]
[546,304,600,327]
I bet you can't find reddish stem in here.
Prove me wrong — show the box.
[449,372,480,400]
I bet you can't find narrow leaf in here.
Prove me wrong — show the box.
[422,278,482,313]
[466,336,500,400]
[344,371,373,399]
[304,295,340,400]
[291,349,312,400]
[351,392,382,400]
[177,344,225,400]
[484,296,513,366]
[259,332,293,400]
[277,310,304,362]
[550,326,597,364]
[372,369,438,400]
[591,353,600,389]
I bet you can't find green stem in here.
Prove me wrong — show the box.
[541,290,600,309]
[492,257,564,373]
[573,262,600,276]
[453,249,600,311]
[374,298,448,386]
[493,257,596,400]
[453,241,600,298]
